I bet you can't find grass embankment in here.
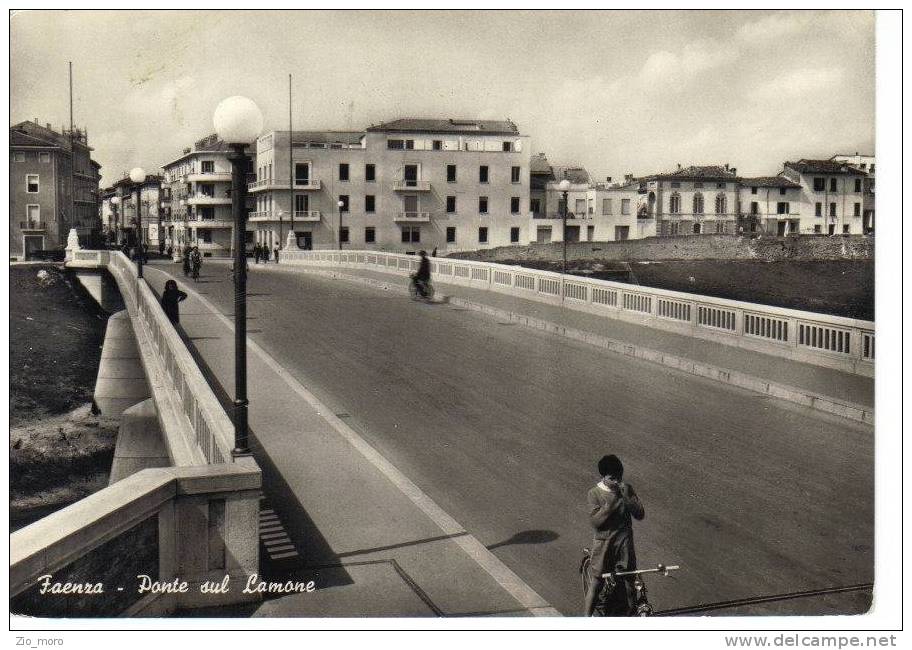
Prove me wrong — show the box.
[9,266,119,529]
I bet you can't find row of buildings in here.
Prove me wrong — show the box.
[10,117,875,259]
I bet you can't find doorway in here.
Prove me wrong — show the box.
[404,165,418,187]
[565,225,580,242]
[777,221,787,236]
[614,226,629,241]
[296,231,312,250]
[536,226,552,243]
[23,235,44,259]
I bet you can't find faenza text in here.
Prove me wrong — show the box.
[36,574,316,595]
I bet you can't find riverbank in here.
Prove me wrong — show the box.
[9,265,120,529]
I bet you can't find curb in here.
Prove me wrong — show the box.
[274,264,873,427]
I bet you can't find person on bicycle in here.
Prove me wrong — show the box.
[412,250,431,298]
[190,246,202,280]
[584,454,645,616]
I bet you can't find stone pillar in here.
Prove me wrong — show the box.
[285,229,298,251]
[65,228,81,261]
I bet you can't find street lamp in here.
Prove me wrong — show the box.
[338,199,345,250]
[130,167,147,277]
[213,95,263,457]
[111,195,121,246]
[558,178,571,280]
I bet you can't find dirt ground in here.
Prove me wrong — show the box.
[9,266,118,529]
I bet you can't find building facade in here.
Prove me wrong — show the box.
[737,176,803,235]
[9,120,101,259]
[830,153,874,233]
[638,165,741,236]
[780,160,868,235]
[100,174,167,248]
[248,118,531,253]
[161,134,255,257]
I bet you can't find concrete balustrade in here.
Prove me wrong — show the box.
[281,249,875,377]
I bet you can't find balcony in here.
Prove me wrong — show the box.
[186,193,231,206]
[293,210,321,222]
[19,220,46,232]
[188,218,233,229]
[292,179,321,191]
[188,171,232,182]
[395,212,431,222]
[393,180,431,192]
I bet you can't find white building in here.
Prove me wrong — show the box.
[738,176,803,235]
[780,159,868,235]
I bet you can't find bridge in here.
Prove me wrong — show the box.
[10,246,874,617]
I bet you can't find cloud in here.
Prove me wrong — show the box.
[638,40,737,88]
[748,67,845,101]
[736,13,811,43]
[736,10,873,46]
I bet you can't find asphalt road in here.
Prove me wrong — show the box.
[150,261,874,616]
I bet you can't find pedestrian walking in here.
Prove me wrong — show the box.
[431,247,437,257]
[273,244,280,264]
[254,243,262,264]
[161,279,188,325]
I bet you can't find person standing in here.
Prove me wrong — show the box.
[254,243,262,264]
[273,244,280,264]
[583,454,645,616]
[160,279,188,325]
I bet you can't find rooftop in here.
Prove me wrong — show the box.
[741,176,802,189]
[784,159,867,175]
[366,118,520,135]
[649,164,738,180]
[290,130,365,146]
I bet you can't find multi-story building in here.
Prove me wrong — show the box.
[161,134,255,257]
[780,159,868,235]
[588,177,656,241]
[248,118,531,252]
[737,176,803,235]
[100,174,167,248]
[830,153,874,232]
[639,164,740,236]
[9,120,101,258]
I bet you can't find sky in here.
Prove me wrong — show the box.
[10,10,875,188]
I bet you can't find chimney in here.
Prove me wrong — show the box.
[624,173,633,183]
[46,123,51,129]
[606,176,612,182]
[725,163,730,171]
[731,167,737,176]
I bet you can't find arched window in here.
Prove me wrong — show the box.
[669,192,681,214]
[693,222,702,234]
[693,193,704,215]
[715,193,727,215]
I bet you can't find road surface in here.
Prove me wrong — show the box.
[147,261,873,616]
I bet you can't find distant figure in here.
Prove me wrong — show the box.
[166,245,173,259]
[121,241,130,258]
[254,243,262,264]
[159,240,165,255]
[273,244,280,264]
[161,279,188,325]
[431,247,438,257]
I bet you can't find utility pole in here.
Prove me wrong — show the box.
[287,73,293,246]
[69,62,76,241]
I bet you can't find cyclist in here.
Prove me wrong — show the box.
[411,250,431,298]
[583,454,645,616]
[190,246,202,281]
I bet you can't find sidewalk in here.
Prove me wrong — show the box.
[261,263,873,412]
[142,266,558,618]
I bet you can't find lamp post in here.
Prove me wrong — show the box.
[337,199,345,250]
[130,167,147,277]
[558,178,571,279]
[213,95,263,457]
[111,196,121,246]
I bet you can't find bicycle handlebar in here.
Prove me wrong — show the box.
[602,564,680,579]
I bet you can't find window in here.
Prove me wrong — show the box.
[39,152,50,163]
[693,193,704,215]
[669,192,681,214]
[25,204,40,225]
[339,195,349,212]
[388,139,404,150]
[715,193,727,215]
[429,140,441,151]
[870,164,875,174]
[13,152,25,162]
[479,227,489,243]
[339,163,349,181]
[814,224,822,233]
[365,164,375,182]
[670,181,681,188]
[854,179,862,192]
[340,227,349,243]
[829,178,837,192]
[843,224,850,234]
[479,196,488,214]
[510,227,520,243]
[602,199,612,215]
[295,163,310,185]
[621,199,631,215]
[751,186,758,195]
[815,202,822,216]
[717,182,726,189]
[405,139,415,150]
[295,194,308,213]
[779,187,787,196]
[694,182,704,189]
[365,227,376,243]
[813,178,826,192]
[201,206,215,220]
[854,202,861,217]
[511,166,521,183]
[479,166,489,183]
[447,165,457,182]
[575,198,586,215]
[715,221,726,234]
[446,196,456,213]
[199,230,212,243]
[531,198,541,213]
[502,141,512,152]
[446,227,456,243]
[511,197,520,214]
[201,161,215,173]
[829,203,836,217]
[366,195,376,213]
[401,226,420,243]
[776,202,790,215]
[26,174,39,193]
[199,183,214,197]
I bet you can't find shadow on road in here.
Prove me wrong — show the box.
[486,529,560,550]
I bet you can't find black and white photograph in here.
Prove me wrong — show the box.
[7,6,903,643]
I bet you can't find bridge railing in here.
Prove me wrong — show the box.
[281,249,875,376]
[76,250,236,465]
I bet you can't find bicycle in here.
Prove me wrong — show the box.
[409,276,435,302]
[580,547,679,616]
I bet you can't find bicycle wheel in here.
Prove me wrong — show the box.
[408,279,419,300]
[425,282,435,300]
